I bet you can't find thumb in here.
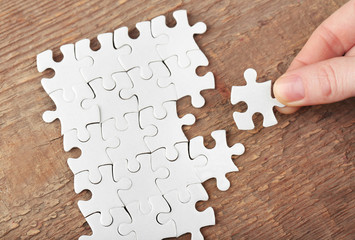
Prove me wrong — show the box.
[274,56,355,111]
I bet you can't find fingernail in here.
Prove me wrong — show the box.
[274,74,305,103]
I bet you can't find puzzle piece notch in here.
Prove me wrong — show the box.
[75,32,128,90]
[82,76,138,131]
[37,44,93,102]
[63,123,119,183]
[231,68,284,130]
[74,165,131,226]
[151,9,207,68]
[119,195,176,240]
[120,62,176,119]
[189,130,245,191]
[113,154,169,215]
[158,183,215,240]
[114,21,168,79]
[140,101,195,160]
[79,208,135,240]
[102,112,157,172]
[159,49,215,108]
[43,83,100,142]
[151,142,206,203]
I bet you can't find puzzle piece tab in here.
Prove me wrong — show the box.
[119,195,176,240]
[121,62,176,119]
[114,21,167,79]
[158,183,215,240]
[151,142,205,203]
[189,130,245,191]
[159,49,215,108]
[63,123,119,183]
[151,9,207,68]
[82,76,138,131]
[113,154,168,215]
[37,44,93,102]
[79,208,135,240]
[74,165,131,226]
[43,83,100,141]
[231,68,284,130]
[75,32,126,90]
[140,101,195,160]
[102,112,157,172]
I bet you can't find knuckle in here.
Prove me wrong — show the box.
[317,63,338,98]
[318,24,345,56]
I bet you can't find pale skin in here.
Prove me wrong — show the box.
[273,0,355,114]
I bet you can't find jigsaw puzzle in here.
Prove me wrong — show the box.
[38,9,282,240]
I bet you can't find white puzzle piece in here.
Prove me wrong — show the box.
[42,83,100,141]
[82,77,138,130]
[74,165,131,226]
[64,123,119,184]
[158,184,215,240]
[189,130,245,191]
[119,195,176,240]
[231,68,284,130]
[151,142,205,203]
[75,33,127,90]
[113,154,168,215]
[120,62,176,119]
[79,208,135,240]
[151,9,207,68]
[114,21,168,79]
[102,112,157,172]
[37,44,93,102]
[140,101,195,160]
[159,49,215,108]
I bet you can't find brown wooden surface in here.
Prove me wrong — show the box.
[1,0,354,239]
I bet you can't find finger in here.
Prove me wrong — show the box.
[274,56,355,106]
[275,105,300,115]
[288,0,355,71]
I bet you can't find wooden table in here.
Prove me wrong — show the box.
[1,0,354,239]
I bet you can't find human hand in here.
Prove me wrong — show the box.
[273,0,355,114]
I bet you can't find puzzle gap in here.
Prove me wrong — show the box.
[128,27,140,39]
[52,47,64,62]
[89,37,101,51]
[164,11,177,28]
[234,101,248,113]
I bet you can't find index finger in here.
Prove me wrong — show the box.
[288,0,355,71]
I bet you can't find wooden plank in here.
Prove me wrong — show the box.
[0,0,354,239]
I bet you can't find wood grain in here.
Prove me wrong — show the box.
[0,0,354,239]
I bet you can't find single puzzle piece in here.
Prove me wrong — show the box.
[37,44,93,102]
[140,101,195,160]
[114,21,168,79]
[231,68,284,130]
[79,207,135,240]
[158,183,215,240]
[75,32,127,90]
[189,130,245,191]
[113,154,168,215]
[151,142,205,203]
[120,62,176,119]
[43,83,100,141]
[102,112,157,172]
[63,123,119,183]
[82,76,138,130]
[74,165,131,226]
[151,9,207,68]
[159,49,215,108]
[119,195,176,240]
